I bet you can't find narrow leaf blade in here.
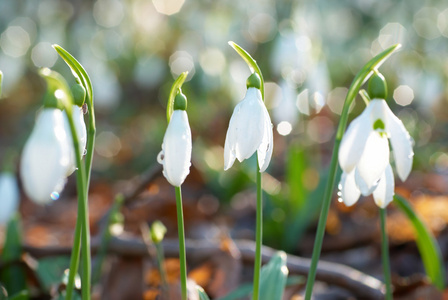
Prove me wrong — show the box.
[1,214,26,295]
[197,285,210,300]
[259,251,288,300]
[393,195,445,290]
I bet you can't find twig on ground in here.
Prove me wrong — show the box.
[23,237,385,299]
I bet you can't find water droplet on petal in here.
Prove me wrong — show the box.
[50,191,60,201]
[157,150,164,164]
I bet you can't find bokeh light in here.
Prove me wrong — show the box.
[152,0,185,16]
[96,131,122,158]
[393,85,414,106]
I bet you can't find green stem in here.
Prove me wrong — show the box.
[304,44,401,300]
[155,242,168,297]
[304,140,340,300]
[65,109,90,300]
[380,208,393,300]
[175,186,187,300]
[53,45,95,300]
[65,216,82,300]
[92,195,124,285]
[252,163,262,300]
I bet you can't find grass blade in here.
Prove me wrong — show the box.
[393,194,445,290]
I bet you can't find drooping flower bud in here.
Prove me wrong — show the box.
[20,109,71,204]
[158,107,192,187]
[224,73,273,172]
[338,97,413,208]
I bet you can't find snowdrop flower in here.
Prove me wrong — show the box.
[0,172,20,224]
[224,73,273,172]
[338,98,413,208]
[64,104,87,175]
[21,108,71,204]
[158,92,192,187]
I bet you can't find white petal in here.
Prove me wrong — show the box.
[161,110,192,186]
[0,173,20,224]
[373,164,395,208]
[368,99,389,126]
[20,109,70,204]
[223,102,239,171]
[234,88,265,161]
[338,104,374,173]
[64,105,87,175]
[339,171,361,207]
[74,106,87,155]
[354,168,379,196]
[385,105,414,181]
[257,101,274,172]
[356,131,389,193]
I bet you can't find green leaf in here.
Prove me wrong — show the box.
[216,276,303,300]
[92,194,125,285]
[228,41,265,100]
[52,44,93,109]
[197,285,210,300]
[8,290,28,300]
[167,72,188,122]
[259,251,288,300]
[0,214,26,296]
[393,195,446,290]
[36,256,71,291]
[286,145,308,213]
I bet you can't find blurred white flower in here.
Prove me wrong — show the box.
[64,105,87,175]
[272,80,299,128]
[158,110,192,187]
[0,173,19,224]
[20,109,70,204]
[224,87,273,172]
[338,99,413,208]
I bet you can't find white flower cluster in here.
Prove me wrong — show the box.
[338,99,414,208]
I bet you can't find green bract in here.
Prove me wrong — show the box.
[368,72,388,99]
[167,72,188,122]
[71,83,86,107]
[53,45,93,109]
[39,68,73,111]
[246,73,261,90]
[228,41,265,100]
[174,91,187,111]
